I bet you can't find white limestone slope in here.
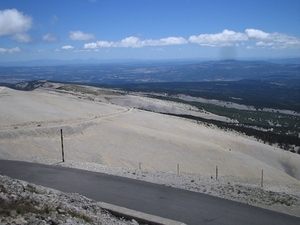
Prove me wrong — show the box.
[0,86,299,186]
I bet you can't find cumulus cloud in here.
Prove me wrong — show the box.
[69,31,96,41]
[245,29,270,40]
[0,47,21,54]
[84,36,187,49]
[189,29,247,47]
[61,45,74,50]
[0,9,33,43]
[143,37,187,46]
[245,29,300,49]
[83,42,99,49]
[42,33,59,42]
[188,28,300,49]
[82,29,300,50]
[118,36,141,47]
[0,9,32,35]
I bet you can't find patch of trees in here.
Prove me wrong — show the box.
[159,112,300,154]
[117,80,300,112]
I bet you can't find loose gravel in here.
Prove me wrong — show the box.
[2,156,300,220]
[0,172,142,225]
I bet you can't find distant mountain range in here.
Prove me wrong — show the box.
[0,58,135,67]
[0,59,299,85]
[0,57,300,67]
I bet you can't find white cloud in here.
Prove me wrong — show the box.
[118,36,141,47]
[83,42,99,49]
[141,37,187,47]
[188,29,300,49]
[245,29,270,40]
[42,33,59,42]
[189,29,247,47]
[69,31,96,41]
[61,45,74,50]
[245,29,300,49]
[0,9,32,35]
[84,36,187,49]
[0,47,21,54]
[0,9,33,43]
[256,41,273,47]
[82,29,300,51]
[158,37,188,45]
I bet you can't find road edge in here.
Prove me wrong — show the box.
[98,202,186,225]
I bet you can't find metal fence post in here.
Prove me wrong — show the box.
[61,129,65,162]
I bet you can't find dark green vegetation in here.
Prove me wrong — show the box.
[114,79,300,112]
[161,112,300,153]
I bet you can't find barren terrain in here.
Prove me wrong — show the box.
[1,83,300,218]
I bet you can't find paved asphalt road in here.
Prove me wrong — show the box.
[1,159,299,225]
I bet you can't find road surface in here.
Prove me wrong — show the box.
[0,159,299,225]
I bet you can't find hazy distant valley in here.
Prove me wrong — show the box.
[1,59,300,85]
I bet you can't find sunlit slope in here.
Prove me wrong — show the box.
[0,87,299,184]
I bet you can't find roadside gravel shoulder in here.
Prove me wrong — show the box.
[4,156,300,218]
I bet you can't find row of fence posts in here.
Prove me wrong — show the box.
[60,129,264,187]
[137,162,264,187]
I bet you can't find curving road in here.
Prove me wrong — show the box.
[0,159,299,225]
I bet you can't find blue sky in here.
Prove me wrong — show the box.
[0,0,300,62]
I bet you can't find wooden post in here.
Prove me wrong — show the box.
[177,163,180,175]
[61,129,65,162]
[261,169,263,187]
[139,163,141,170]
[216,166,218,180]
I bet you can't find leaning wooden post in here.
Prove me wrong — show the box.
[216,166,218,180]
[177,163,180,175]
[61,129,65,162]
[261,169,263,187]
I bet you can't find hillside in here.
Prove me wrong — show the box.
[0,83,299,181]
[1,83,300,217]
